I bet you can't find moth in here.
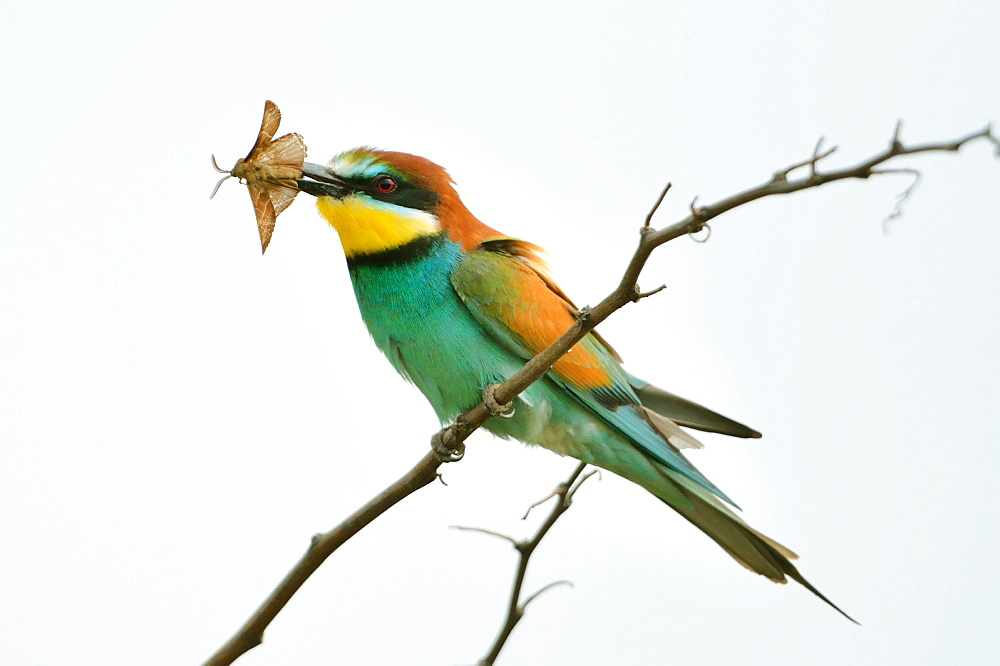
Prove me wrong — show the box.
[211,100,307,253]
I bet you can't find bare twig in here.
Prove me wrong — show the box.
[877,167,922,231]
[521,488,563,520]
[810,137,829,181]
[634,283,668,301]
[204,123,997,665]
[644,182,672,228]
[521,580,575,607]
[451,526,520,546]
[772,139,837,182]
[462,462,593,666]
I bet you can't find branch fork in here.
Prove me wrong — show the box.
[451,462,596,666]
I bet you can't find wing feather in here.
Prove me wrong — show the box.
[451,242,734,504]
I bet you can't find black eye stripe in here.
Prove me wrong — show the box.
[339,174,440,213]
[379,185,440,212]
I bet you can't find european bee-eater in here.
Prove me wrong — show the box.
[295,148,852,621]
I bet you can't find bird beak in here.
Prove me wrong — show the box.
[296,162,349,198]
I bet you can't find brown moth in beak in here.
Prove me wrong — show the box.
[212,100,307,253]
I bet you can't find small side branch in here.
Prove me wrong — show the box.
[457,462,593,666]
[876,167,921,230]
[644,183,672,228]
[772,137,837,183]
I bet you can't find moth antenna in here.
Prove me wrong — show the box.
[209,173,231,199]
[211,154,230,174]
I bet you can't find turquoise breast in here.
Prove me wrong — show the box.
[346,234,528,423]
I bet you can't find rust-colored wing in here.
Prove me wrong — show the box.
[211,101,307,253]
[251,100,282,153]
[246,181,277,253]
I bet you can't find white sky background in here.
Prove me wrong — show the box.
[2,1,998,664]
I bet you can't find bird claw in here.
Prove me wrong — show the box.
[431,428,464,462]
[483,383,515,418]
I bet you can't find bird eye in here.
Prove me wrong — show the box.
[374,175,397,193]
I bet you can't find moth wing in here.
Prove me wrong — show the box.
[258,133,307,171]
[247,100,283,157]
[246,181,277,253]
[268,183,299,216]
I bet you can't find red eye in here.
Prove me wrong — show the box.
[375,175,397,193]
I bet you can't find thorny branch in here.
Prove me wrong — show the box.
[203,123,997,665]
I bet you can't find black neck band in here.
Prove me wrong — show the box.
[346,232,447,269]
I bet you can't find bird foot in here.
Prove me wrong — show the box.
[431,428,465,462]
[483,383,515,418]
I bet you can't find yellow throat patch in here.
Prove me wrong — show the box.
[316,194,440,258]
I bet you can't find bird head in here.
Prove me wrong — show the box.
[297,147,501,259]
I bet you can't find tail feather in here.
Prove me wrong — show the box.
[667,474,858,623]
[628,374,762,439]
[584,434,857,623]
[549,381,855,622]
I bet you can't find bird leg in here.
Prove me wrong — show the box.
[482,383,515,418]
